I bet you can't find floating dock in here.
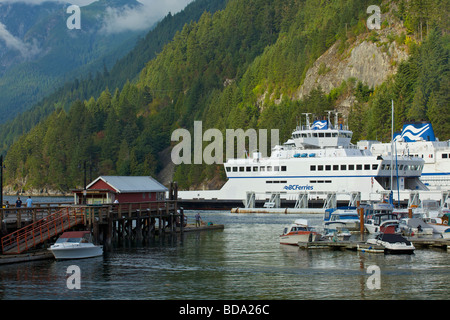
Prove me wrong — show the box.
[298,238,450,252]
[231,208,325,214]
[0,250,53,265]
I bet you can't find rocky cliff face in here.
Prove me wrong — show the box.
[295,23,409,110]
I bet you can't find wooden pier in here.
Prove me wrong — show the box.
[0,198,187,255]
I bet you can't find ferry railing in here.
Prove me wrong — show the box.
[1,207,85,254]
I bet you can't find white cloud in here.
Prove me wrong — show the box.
[0,21,40,58]
[100,0,193,34]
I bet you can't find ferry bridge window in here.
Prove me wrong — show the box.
[442,154,448,159]
[325,165,331,171]
[341,165,347,170]
[233,167,238,172]
[253,166,258,172]
[226,167,231,172]
[372,164,378,170]
[267,166,272,171]
[310,165,316,171]
[364,164,370,170]
[318,165,323,171]
[349,165,354,170]
[274,166,279,171]
[325,133,331,137]
[246,167,251,172]
[260,167,265,171]
[239,167,244,172]
[319,133,324,137]
[281,166,287,171]
[357,164,362,170]
[333,165,339,170]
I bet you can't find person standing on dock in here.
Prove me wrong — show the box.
[195,213,202,227]
[15,197,22,208]
[26,196,33,208]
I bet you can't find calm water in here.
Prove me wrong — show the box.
[0,208,449,300]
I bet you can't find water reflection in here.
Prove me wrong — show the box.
[0,211,449,300]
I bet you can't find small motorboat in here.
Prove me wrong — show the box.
[366,233,415,254]
[398,218,433,237]
[49,231,103,260]
[324,207,360,231]
[423,214,450,239]
[322,222,352,241]
[280,219,321,245]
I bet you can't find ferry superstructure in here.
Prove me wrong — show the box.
[178,113,427,204]
[358,122,450,191]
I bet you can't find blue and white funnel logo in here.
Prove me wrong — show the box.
[394,123,436,142]
[311,120,328,130]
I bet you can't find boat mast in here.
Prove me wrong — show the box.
[390,100,394,205]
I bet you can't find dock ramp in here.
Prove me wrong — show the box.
[1,207,85,254]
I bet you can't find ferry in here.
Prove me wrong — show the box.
[358,122,450,191]
[178,113,427,205]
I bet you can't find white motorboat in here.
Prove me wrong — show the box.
[49,231,103,260]
[364,202,399,234]
[324,207,360,231]
[366,233,415,254]
[398,218,434,237]
[322,222,352,241]
[423,214,450,239]
[280,219,321,245]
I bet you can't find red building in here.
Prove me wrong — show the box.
[73,176,168,204]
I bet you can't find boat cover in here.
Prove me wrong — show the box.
[59,231,91,238]
[377,233,411,245]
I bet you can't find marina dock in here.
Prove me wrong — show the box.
[298,238,450,252]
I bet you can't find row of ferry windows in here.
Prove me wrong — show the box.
[226,166,287,172]
[227,163,422,173]
[310,164,378,171]
[292,132,351,138]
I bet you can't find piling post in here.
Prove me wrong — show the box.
[105,208,113,251]
[136,210,142,242]
[180,207,184,234]
[93,219,100,245]
[408,208,413,219]
[173,182,178,200]
[358,201,365,241]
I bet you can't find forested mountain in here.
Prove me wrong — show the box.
[0,0,147,123]
[3,0,449,194]
[0,0,227,155]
